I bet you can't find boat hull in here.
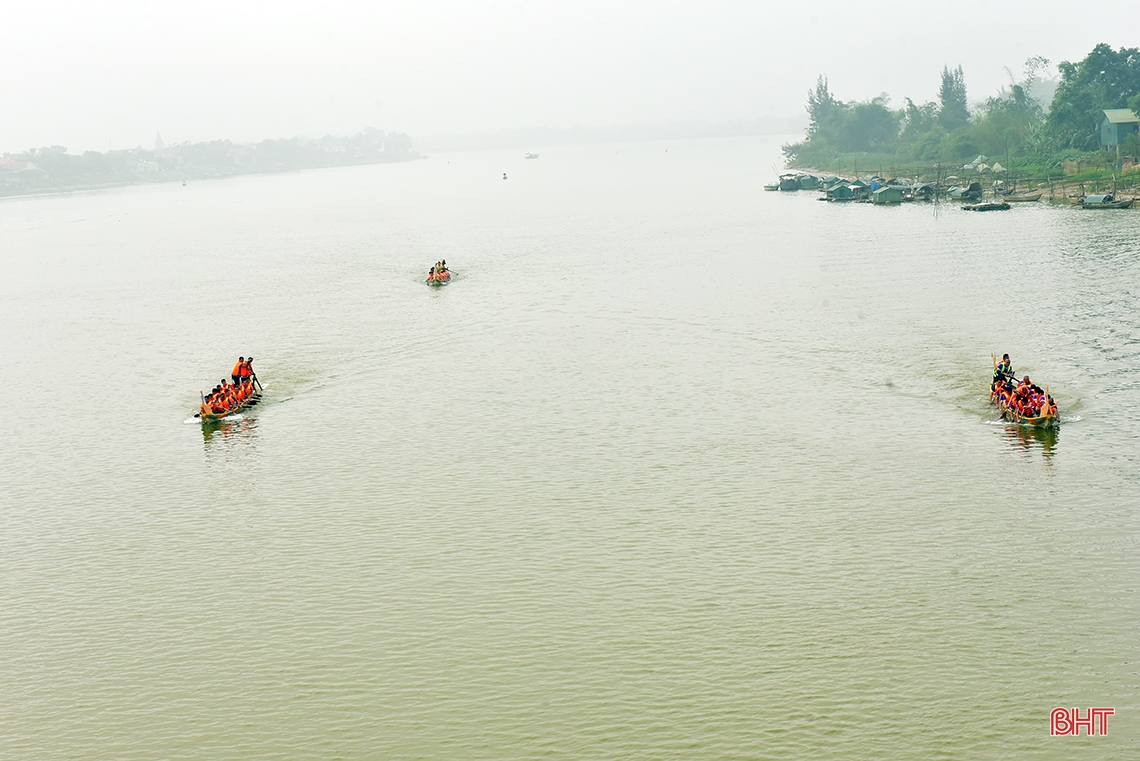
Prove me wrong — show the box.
[1080,199,1134,209]
[200,391,261,422]
[990,391,1058,428]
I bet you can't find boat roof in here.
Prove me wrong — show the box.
[1084,194,1113,203]
[1103,108,1139,124]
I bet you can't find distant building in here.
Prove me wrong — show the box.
[872,186,904,205]
[1100,109,1139,148]
[0,157,42,173]
[155,132,165,152]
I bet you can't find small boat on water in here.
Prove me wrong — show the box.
[524,153,539,159]
[763,183,779,191]
[989,354,1058,429]
[1001,191,1043,202]
[962,202,1011,212]
[200,389,260,422]
[1076,194,1134,209]
[427,259,452,286]
[197,370,261,422]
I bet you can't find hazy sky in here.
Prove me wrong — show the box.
[3,1,1133,153]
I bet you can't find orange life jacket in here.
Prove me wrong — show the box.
[233,361,243,376]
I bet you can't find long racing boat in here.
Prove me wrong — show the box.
[989,354,1059,428]
[197,374,261,422]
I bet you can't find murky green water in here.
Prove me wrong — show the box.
[1,137,1137,759]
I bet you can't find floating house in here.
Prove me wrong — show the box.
[829,184,855,201]
[872,186,904,205]
[1100,109,1139,149]
[911,182,934,200]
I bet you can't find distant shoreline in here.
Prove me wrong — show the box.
[0,153,426,201]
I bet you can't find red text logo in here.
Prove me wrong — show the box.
[1051,707,1114,736]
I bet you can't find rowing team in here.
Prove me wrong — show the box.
[427,260,450,282]
[991,355,1057,419]
[200,356,258,416]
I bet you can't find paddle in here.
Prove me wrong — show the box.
[252,371,263,391]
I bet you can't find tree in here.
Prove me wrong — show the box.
[938,65,969,131]
[972,83,1045,157]
[1122,131,1140,162]
[1046,44,1140,149]
[839,96,900,152]
[897,99,943,161]
[806,76,841,138]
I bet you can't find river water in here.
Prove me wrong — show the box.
[1,137,1137,759]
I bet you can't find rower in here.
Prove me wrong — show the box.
[993,353,1014,382]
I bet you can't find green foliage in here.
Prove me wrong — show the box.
[972,83,1044,157]
[1122,131,1140,161]
[840,97,900,152]
[945,132,980,161]
[898,99,944,160]
[1046,44,1140,149]
[938,65,969,131]
[786,54,1118,169]
[806,76,841,138]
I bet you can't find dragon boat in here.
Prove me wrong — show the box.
[427,270,452,286]
[201,389,261,419]
[989,354,1059,428]
[196,373,261,422]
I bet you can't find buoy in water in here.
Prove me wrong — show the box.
[503,173,507,180]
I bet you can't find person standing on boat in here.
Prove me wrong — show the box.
[232,357,246,384]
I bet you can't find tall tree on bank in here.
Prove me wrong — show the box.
[1047,44,1140,149]
[806,76,841,137]
[938,65,969,131]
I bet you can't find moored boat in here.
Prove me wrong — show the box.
[1076,194,1134,209]
[1001,191,1043,202]
[962,202,1011,211]
[948,181,983,201]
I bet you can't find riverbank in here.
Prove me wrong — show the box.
[784,154,1140,200]
[0,153,426,200]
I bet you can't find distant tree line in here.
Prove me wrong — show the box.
[0,129,418,196]
[783,43,1140,168]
